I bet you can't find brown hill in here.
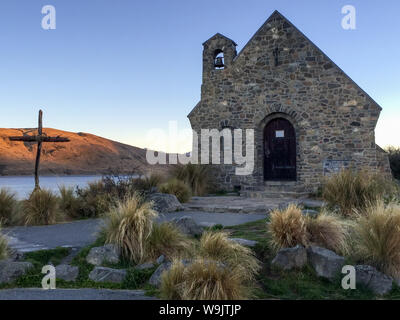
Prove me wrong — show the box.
[0,128,168,176]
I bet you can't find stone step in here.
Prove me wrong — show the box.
[243,191,310,199]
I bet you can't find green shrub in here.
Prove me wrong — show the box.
[59,186,83,219]
[170,164,214,196]
[76,181,113,218]
[322,168,398,216]
[0,188,18,226]
[133,174,165,194]
[21,189,62,226]
[353,201,400,279]
[0,226,8,260]
[386,146,400,180]
[159,178,192,203]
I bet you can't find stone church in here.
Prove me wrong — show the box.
[188,10,390,196]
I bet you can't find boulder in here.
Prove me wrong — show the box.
[271,245,307,270]
[148,262,172,287]
[148,193,184,213]
[172,216,203,236]
[0,260,33,284]
[302,209,319,218]
[135,262,155,270]
[55,264,79,282]
[86,244,120,266]
[229,238,258,247]
[89,267,127,283]
[307,246,345,280]
[355,265,393,295]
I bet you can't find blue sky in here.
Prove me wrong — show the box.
[0,0,399,151]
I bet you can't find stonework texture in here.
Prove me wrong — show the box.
[188,10,391,193]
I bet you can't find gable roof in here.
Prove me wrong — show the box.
[234,10,382,111]
[202,33,237,46]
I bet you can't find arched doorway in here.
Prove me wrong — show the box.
[264,118,296,181]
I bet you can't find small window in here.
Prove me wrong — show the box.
[214,49,224,69]
[275,130,284,138]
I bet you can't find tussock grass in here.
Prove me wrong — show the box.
[21,189,62,226]
[0,226,8,260]
[305,211,348,254]
[170,164,214,196]
[353,201,400,279]
[101,194,157,264]
[76,181,113,218]
[322,169,398,216]
[59,186,83,219]
[159,178,191,203]
[0,188,18,226]
[146,222,193,261]
[133,173,165,194]
[161,258,251,300]
[198,231,260,281]
[268,204,309,250]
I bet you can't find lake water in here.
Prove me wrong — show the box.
[0,176,102,199]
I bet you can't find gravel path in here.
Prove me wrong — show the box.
[4,211,265,252]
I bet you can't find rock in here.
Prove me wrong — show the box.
[156,255,165,264]
[135,262,155,270]
[148,262,172,288]
[0,260,33,284]
[8,249,25,262]
[89,267,127,283]
[172,216,203,236]
[355,265,393,295]
[86,244,120,266]
[307,246,345,280]
[302,209,319,218]
[148,193,184,213]
[229,238,258,247]
[300,199,326,209]
[55,264,79,282]
[271,245,307,270]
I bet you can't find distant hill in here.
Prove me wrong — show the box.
[0,128,169,176]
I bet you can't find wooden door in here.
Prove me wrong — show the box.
[264,118,296,181]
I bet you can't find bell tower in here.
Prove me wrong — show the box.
[202,33,237,84]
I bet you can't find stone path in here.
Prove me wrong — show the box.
[0,288,156,300]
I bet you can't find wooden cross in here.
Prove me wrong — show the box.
[8,110,70,190]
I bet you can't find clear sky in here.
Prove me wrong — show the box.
[0,0,399,152]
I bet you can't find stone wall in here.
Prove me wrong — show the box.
[188,11,390,192]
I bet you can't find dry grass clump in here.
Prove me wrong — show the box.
[306,211,348,254]
[0,188,18,226]
[59,186,83,219]
[102,194,191,264]
[160,231,260,300]
[268,204,309,250]
[21,189,62,226]
[102,194,158,264]
[0,225,8,260]
[198,231,260,281]
[159,179,192,203]
[145,222,193,261]
[170,164,214,196]
[322,168,398,216]
[352,201,400,279]
[133,174,165,194]
[76,181,113,218]
[161,258,251,300]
